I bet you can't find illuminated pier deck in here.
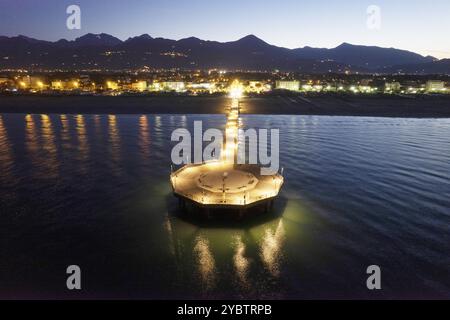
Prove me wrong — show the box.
[170,81,284,216]
[171,162,283,209]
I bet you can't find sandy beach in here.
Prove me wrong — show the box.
[1,94,450,117]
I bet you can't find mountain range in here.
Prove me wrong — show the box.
[0,33,448,74]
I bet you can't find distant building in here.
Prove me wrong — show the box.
[323,83,337,92]
[358,85,372,93]
[118,76,132,85]
[188,82,216,94]
[360,79,372,86]
[385,82,401,92]
[79,75,92,89]
[275,80,300,91]
[246,81,270,93]
[131,81,147,92]
[0,77,12,90]
[402,80,425,94]
[301,82,323,92]
[19,76,46,90]
[189,83,214,90]
[426,80,445,92]
[150,82,162,91]
[51,80,79,90]
[161,81,185,92]
[106,81,119,90]
[51,81,64,90]
[313,84,323,92]
[69,80,80,90]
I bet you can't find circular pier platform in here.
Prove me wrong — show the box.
[170,161,284,213]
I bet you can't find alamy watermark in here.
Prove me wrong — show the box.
[66,265,81,290]
[367,5,381,30]
[171,121,280,175]
[366,265,382,290]
[66,5,81,30]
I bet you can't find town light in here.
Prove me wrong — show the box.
[229,80,244,99]
[229,87,243,99]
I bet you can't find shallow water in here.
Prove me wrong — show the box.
[0,113,449,299]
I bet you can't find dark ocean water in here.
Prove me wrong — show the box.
[0,113,449,299]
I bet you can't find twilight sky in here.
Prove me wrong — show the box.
[1,0,449,59]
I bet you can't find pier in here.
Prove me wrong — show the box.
[170,81,284,218]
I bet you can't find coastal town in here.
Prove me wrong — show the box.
[2,0,450,305]
[0,69,449,96]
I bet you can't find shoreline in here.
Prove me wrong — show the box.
[1,95,450,118]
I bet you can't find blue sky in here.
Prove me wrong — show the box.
[1,0,449,58]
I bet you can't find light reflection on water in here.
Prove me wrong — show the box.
[108,114,121,174]
[40,114,59,179]
[139,115,151,160]
[232,234,250,290]
[0,115,15,187]
[76,115,89,174]
[259,220,286,278]
[193,235,217,292]
[60,114,70,144]
[164,214,290,298]
[25,114,38,161]
[1,114,450,299]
